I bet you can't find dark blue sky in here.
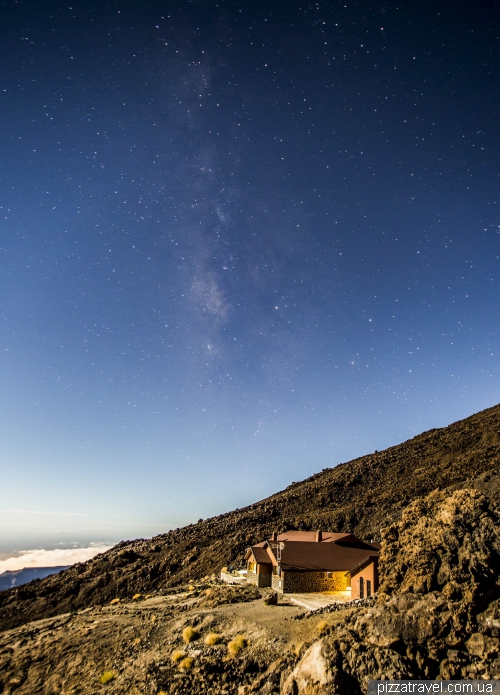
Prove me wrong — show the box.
[1,0,498,553]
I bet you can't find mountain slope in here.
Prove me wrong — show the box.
[0,403,499,632]
[0,567,69,592]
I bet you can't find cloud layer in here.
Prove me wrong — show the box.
[0,545,111,573]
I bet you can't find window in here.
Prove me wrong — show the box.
[366,580,372,598]
[359,576,364,599]
[326,572,333,579]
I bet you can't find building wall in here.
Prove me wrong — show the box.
[246,569,272,588]
[272,571,349,594]
[351,561,378,599]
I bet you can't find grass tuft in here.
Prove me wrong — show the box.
[171,649,186,663]
[109,598,120,605]
[179,656,193,671]
[228,634,248,656]
[204,632,221,645]
[132,593,142,600]
[99,671,116,684]
[182,626,200,643]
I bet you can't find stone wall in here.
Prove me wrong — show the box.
[272,575,283,592]
[273,571,349,593]
[246,570,272,588]
[220,571,246,585]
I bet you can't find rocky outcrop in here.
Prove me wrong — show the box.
[378,488,500,613]
[281,489,500,694]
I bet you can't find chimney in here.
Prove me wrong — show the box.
[316,530,322,543]
[272,531,278,542]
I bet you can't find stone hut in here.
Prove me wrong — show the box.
[245,530,379,598]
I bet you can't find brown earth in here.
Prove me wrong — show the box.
[0,583,329,694]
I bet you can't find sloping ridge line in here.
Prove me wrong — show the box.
[0,403,499,632]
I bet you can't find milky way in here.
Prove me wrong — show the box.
[0,0,498,551]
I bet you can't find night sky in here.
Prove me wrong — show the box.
[1,0,499,559]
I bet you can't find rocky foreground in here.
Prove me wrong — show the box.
[2,487,500,694]
[0,403,499,633]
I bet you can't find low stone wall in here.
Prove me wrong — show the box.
[273,571,349,594]
[247,570,272,588]
[220,571,246,585]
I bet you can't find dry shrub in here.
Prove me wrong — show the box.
[292,642,302,656]
[99,671,116,684]
[182,626,200,643]
[171,650,185,663]
[204,632,221,645]
[179,656,193,671]
[228,634,248,656]
[317,619,329,634]
[109,598,120,605]
[132,593,142,600]
[151,615,157,623]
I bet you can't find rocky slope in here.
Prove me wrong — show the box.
[2,487,500,694]
[0,403,499,632]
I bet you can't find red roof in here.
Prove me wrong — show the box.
[248,543,273,564]
[247,530,379,573]
[275,531,351,543]
[277,541,378,572]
